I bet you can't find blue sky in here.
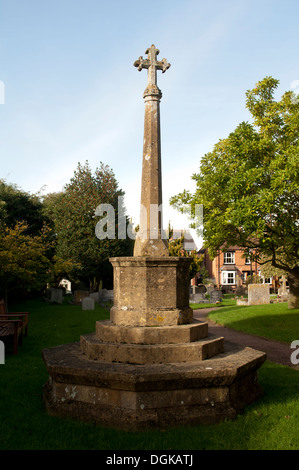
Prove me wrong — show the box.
[0,0,298,248]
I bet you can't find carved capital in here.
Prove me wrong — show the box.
[143,84,162,99]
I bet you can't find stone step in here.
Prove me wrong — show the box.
[80,333,224,364]
[95,320,209,344]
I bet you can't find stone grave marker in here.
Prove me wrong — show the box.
[50,288,63,304]
[74,290,89,304]
[82,297,95,311]
[210,289,222,303]
[248,284,270,305]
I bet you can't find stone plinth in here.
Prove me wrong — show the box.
[109,256,193,326]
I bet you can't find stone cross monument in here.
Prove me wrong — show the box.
[42,45,266,431]
[133,45,170,257]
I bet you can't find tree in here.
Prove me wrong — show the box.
[0,180,47,236]
[169,234,203,280]
[170,77,299,308]
[46,161,133,290]
[0,222,51,305]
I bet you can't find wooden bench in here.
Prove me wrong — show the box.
[0,299,29,337]
[0,319,23,354]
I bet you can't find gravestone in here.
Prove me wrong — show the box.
[73,290,89,304]
[98,289,114,303]
[197,284,207,295]
[278,275,288,301]
[50,288,63,304]
[190,284,207,302]
[89,292,99,302]
[210,290,222,303]
[248,284,270,305]
[82,297,95,311]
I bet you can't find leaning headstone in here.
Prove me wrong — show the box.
[50,288,63,304]
[248,284,270,305]
[82,297,95,311]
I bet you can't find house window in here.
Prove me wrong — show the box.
[222,271,236,285]
[223,252,235,264]
[263,277,272,284]
[245,257,251,265]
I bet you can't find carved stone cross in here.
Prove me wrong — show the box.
[134,44,170,97]
[133,45,170,257]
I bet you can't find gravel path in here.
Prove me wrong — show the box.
[193,308,299,370]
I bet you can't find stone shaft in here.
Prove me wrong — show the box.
[133,45,170,257]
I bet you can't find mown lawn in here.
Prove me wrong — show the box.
[0,296,299,450]
[202,298,299,344]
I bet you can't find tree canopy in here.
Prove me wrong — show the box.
[44,161,133,290]
[170,77,299,308]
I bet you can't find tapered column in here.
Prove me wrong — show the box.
[133,45,170,257]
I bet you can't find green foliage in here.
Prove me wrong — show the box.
[169,234,202,280]
[45,161,133,289]
[0,180,47,236]
[170,77,299,306]
[0,222,52,303]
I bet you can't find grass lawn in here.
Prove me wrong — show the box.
[194,297,299,344]
[0,296,299,450]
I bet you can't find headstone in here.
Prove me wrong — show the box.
[197,284,207,294]
[74,290,89,304]
[89,292,100,303]
[248,284,270,305]
[82,297,95,311]
[98,289,114,303]
[277,275,288,301]
[235,285,247,296]
[50,288,63,304]
[210,290,222,303]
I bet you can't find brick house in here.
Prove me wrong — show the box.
[198,246,261,292]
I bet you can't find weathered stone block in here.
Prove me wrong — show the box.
[109,256,193,326]
[248,284,270,305]
[95,320,209,344]
[80,332,224,364]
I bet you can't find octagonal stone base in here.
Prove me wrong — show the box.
[42,340,266,431]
